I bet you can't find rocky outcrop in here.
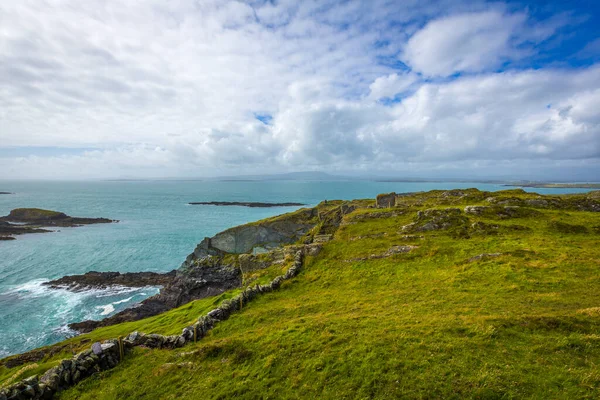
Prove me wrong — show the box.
[68,257,240,333]
[464,205,489,215]
[486,195,600,212]
[0,220,51,239]
[189,201,304,207]
[345,245,418,262]
[211,216,315,254]
[467,253,503,262]
[464,205,542,219]
[0,208,115,240]
[402,208,468,232]
[182,207,319,267]
[44,271,177,291]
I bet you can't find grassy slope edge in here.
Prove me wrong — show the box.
[4,189,600,399]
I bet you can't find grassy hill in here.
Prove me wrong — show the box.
[2,189,600,399]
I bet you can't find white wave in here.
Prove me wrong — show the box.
[96,295,135,316]
[52,324,79,338]
[93,286,152,298]
[2,279,161,333]
[4,279,158,299]
[97,303,115,315]
[3,278,53,298]
[113,296,133,305]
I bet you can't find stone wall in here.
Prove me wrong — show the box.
[376,193,396,208]
[0,251,305,400]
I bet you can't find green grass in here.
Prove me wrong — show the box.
[4,189,600,398]
[4,208,65,219]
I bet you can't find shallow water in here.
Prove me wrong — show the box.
[0,180,591,357]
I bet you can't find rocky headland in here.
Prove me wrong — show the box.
[51,202,357,333]
[0,208,115,240]
[189,201,305,207]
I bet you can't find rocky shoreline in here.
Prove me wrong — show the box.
[189,201,305,207]
[0,208,115,240]
[46,202,348,334]
[44,271,177,291]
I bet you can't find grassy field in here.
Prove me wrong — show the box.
[2,189,600,399]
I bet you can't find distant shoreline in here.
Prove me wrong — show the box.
[504,183,600,189]
[189,201,305,207]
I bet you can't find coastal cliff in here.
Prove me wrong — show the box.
[46,200,369,333]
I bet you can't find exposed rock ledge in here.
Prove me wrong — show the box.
[189,201,305,207]
[0,208,115,240]
[44,271,177,291]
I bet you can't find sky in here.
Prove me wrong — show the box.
[0,0,599,180]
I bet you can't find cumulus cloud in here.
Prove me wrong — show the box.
[0,0,598,179]
[271,66,600,166]
[368,72,418,100]
[401,10,563,77]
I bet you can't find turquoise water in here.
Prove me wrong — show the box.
[0,180,592,357]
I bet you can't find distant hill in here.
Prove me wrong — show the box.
[214,171,354,181]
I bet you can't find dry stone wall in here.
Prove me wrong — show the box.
[0,250,305,400]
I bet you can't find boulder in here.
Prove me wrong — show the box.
[403,208,468,232]
[464,206,489,215]
[468,253,502,262]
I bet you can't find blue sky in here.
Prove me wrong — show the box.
[0,0,598,180]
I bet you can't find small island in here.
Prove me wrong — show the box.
[0,192,13,195]
[0,208,115,240]
[189,201,305,207]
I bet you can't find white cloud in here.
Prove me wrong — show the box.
[269,66,600,167]
[368,72,418,100]
[0,0,597,180]
[402,10,560,77]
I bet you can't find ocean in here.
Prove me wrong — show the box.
[0,180,591,357]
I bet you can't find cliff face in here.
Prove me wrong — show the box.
[181,207,319,269]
